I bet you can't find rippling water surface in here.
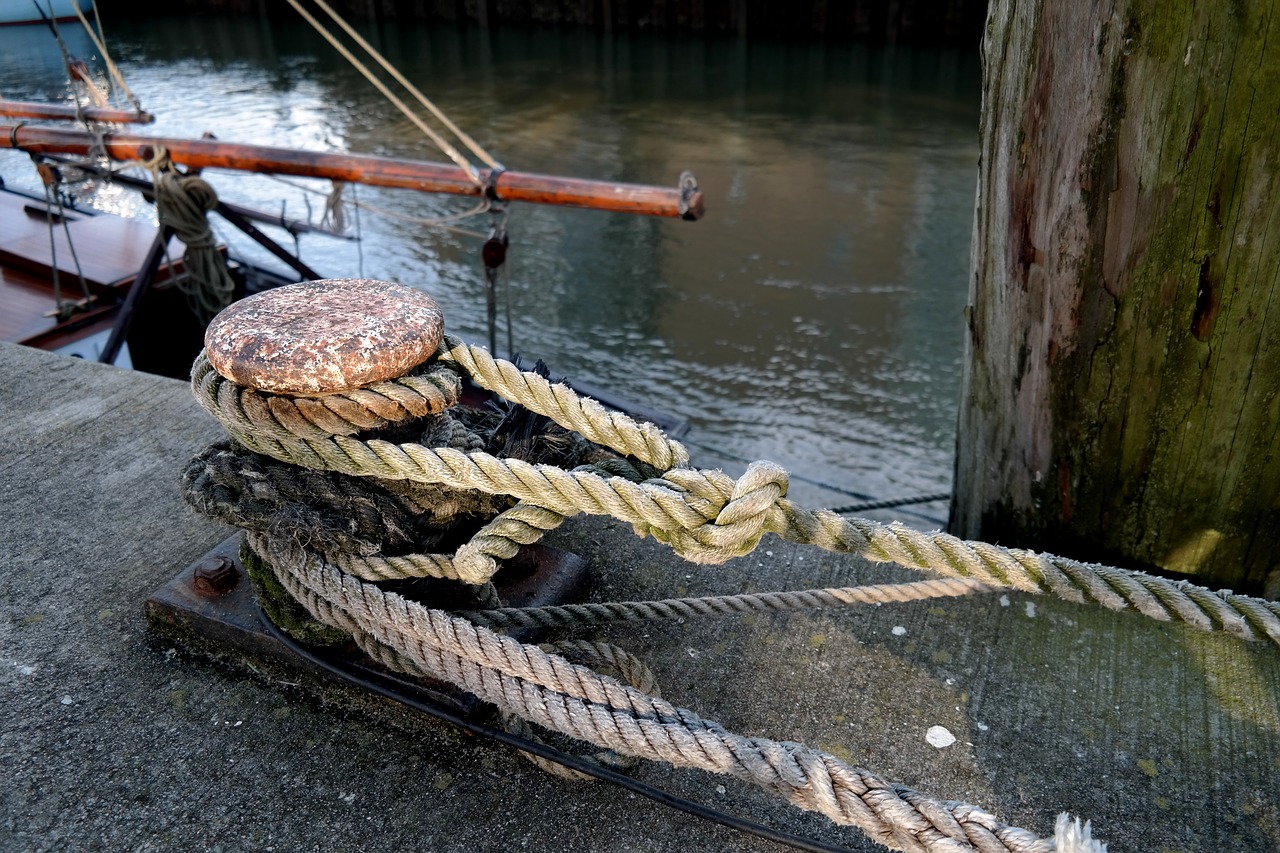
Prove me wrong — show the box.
[0,17,980,521]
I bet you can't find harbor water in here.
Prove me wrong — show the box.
[0,16,981,521]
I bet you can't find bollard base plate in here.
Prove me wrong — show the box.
[145,533,591,716]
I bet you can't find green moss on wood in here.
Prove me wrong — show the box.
[957,0,1280,592]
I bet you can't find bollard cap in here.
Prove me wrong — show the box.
[204,279,445,394]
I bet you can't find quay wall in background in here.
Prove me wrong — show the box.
[115,0,986,45]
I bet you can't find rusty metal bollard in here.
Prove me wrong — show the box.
[203,278,445,394]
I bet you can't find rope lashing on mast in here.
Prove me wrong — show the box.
[150,166,236,323]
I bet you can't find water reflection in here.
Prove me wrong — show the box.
[0,17,980,516]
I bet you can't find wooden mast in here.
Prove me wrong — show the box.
[1,124,705,221]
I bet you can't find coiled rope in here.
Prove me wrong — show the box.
[152,169,236,323]
[181,334,1280,851]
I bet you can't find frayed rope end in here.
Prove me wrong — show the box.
[1054,813,1107,853]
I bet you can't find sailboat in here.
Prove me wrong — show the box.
[0,1,701,429]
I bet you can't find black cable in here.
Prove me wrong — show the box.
[828,493,951,515]
[254,605,859,853]
[682,437,949,524]
[681,437,881,502]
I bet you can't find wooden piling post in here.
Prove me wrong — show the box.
[951,0,1280,592]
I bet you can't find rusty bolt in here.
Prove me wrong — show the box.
[192,556,239,595]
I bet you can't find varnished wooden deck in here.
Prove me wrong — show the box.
[0,188,183,349]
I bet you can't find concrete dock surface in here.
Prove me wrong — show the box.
[2,340,1278,852]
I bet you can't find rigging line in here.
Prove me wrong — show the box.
[40,179,63,314]
[68,0,142,112]
[33,0,109,164]
[503,241,513,357]
[31,2,98,116]
[306,0,504,172]
[283,0,486,187]
[51,181,93,304]
[30,156,91,311]
[255,605,861,853]
[352,182,364,278]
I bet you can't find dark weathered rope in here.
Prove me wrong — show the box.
[461,579,992,630]
[829,494,951,515]
[250,533,1059,853]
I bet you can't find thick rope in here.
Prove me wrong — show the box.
[190,348,1280,646]
[501,639,654,781]
[250,532,1057,853]
[437,337,690,471]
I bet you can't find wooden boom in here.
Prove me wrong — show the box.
[0,124,704,220]
[0,100,154,125]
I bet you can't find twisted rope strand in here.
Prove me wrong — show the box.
[192,350,462,439]
[461,579,993,630]
[438,336,690,471]
[770,506,1280,644]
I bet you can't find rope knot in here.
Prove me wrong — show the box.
[654,461,789,564]
[453,542,500,586]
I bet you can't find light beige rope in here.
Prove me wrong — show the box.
[190,343,1280,645]
[68,0,142,112]
[282,0,486,187]
[306,0,504,172]
[438,337,689,470]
